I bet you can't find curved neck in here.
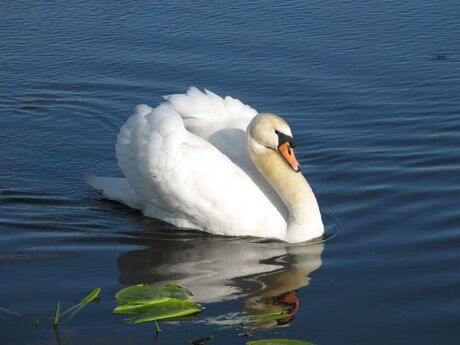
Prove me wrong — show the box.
[248,139,324,242]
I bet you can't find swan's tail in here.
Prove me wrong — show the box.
[84,174,142,210]
[85,174,202,230]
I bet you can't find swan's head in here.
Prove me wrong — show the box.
[247,113,301,172]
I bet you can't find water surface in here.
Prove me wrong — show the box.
[1,0,460,344]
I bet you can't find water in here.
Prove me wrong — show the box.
[1,0,459,344]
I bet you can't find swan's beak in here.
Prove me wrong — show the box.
[278,142,301,172]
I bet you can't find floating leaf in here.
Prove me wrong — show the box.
[247,339,315,345]
[113,297,175,315]
[115,283,192,304]
[115,297,202,324]
[61,287,101,320]
[114,284,202,325]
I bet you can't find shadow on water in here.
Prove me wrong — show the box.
[115,231,325,328]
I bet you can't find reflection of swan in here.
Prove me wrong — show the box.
[243,244,323,326]
[116,235,323,312]
[87,88,323,242]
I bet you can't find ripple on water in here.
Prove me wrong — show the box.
[1,0,459,344]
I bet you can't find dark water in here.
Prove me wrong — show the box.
[1,0,460,344]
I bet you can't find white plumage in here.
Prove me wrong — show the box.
[87,88,323,242]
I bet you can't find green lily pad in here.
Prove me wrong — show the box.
[115,283,192,304]
[247,311,289,323]
[115,297,202,324]
[114,297,177,315]
[113,284,202,325]
[247,339,315,345]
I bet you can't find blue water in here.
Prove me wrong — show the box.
[1,1,460,344]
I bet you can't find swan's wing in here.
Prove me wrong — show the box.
[164,87,257,140]
[164,88,288,218]
[116,103,285,238]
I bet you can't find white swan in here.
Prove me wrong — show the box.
[86,88,324,242]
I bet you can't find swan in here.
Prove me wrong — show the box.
[86,87,324,242]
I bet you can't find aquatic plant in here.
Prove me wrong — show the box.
[113,283,202,324]
[61,287,101,320]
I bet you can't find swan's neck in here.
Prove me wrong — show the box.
[248,141,324,242]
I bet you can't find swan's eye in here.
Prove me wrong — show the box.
[275,130,295,149]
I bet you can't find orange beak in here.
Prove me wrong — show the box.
[278,142,301,172]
